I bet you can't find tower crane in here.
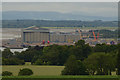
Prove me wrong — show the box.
[78,29,82,40]
[92,30,99,41]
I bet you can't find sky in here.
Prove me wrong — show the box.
[2,2,118,17]
[2,0,119,2]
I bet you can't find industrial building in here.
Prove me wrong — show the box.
[22,26,50,43]
[50,33,80,43]
[22,26,82,43]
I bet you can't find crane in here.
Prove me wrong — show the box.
[78,29,82,40]
[92,30,99,41]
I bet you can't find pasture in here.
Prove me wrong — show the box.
[2,65,64,76]
[2,65,120,80]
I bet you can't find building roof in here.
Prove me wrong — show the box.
[23,26,49,32]
[25,26,48,30]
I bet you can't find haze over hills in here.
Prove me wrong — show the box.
[2,11,117,21]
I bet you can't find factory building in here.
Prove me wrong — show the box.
[50,34,80,43]
[22,26,82,43]
[22,26,50,43]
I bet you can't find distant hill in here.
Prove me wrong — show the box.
[2,11,117,21]
[2,20,118,28]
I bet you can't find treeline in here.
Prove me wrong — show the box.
[89,29,118,38]
[94,29,118,38]
[2,20,118,28]
[1,40,120,75]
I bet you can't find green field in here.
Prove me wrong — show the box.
[2,65,117,76]
[2,65,120,80]
[2,75,120,80]
[2,75,120,78]
[41,27,118,30]
[2,65,64,76]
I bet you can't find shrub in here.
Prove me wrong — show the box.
[18,68,33,76]
[2,71,13,76]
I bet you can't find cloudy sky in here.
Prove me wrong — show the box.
[2,2,118,17]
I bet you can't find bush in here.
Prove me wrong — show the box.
[2,71,13,76]
[34,59,52,65]
[18,68,33,76]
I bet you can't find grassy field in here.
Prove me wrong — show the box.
[2,65,64,76]
[2,75,120,78]
[2,75,120,80]
[41,27,118,30]
[2,65,117,76]
[2,65,120,80]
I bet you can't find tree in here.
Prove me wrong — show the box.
[93,43,117,53]
[2,71,13,76]
[70,40,92,60]
[94,43,107,52]
[62,55,88,75]
[75,40,85,47]
[18,68,33,76]
[2,57,25,65]
[84,52,116,75]
[117,44,120,75]
[42,45,60,65]
[57,45,69,65]
[84,53,98,75]
[14,46,43,64]
[42,45,69,65]
[69,46,83,60]
[2,48,13,58]
[15,49,41,62]
[82,44,92,58]
[34,59,44,65]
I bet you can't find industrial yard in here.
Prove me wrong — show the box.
[1,26,118,48]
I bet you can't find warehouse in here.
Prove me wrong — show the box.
[22,26,81,43]
[50,33,80,43]
[21,26,50,43]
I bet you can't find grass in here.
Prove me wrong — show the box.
[2,65,120,80]
[2,65,117,76]
[2,75,120,80]
[41,27,118,30]
[2,65,64,76]
[2,75,120,78]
